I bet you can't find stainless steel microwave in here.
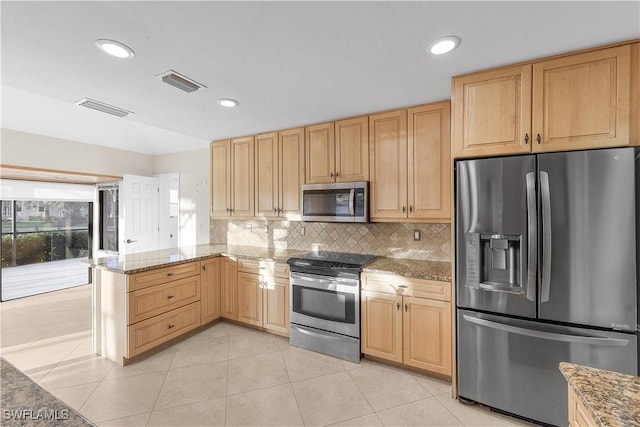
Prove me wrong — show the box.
[301,181,368,223]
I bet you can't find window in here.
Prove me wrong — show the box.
[98,186,119,252]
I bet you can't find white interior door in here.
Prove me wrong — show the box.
[156,172,180,250]
[121,174,159,254]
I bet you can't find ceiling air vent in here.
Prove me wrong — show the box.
[156,70,206,93]
[74,98,132,117]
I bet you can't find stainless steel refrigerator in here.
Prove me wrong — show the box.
[455,147,639,426]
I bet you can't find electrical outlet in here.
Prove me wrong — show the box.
[301,226,305,236]
[413,230,421,241]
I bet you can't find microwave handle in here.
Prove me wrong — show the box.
[349,189,355,216]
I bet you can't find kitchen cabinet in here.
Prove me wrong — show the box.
[254,128,305,219]
[200,257,221,324]
[567,386,597,427]
[220,257,238,320]
[453,43,636,158]
[236,258,290,337]
[210,136,254,218]
[361,272,452,376]
[306,117,369,184]
[370,102,451,222]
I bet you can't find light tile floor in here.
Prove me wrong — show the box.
[0,285,537,427]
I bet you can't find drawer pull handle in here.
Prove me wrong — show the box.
[167,272,174,277]
[167,324,175,329]
[167,295,175,299]
[397,285,408,289]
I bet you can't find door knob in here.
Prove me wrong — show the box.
[125,239,137,244]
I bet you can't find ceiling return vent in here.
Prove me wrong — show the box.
[74,98,132,117]
[156,70,206,93]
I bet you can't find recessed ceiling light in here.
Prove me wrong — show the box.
[428,35,461,55]
[217,98,239,108]
[95,39,135,59]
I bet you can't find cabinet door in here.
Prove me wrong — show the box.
[408,102,451,221]
[237,272,263,327]
[403,297,451,376]
[361,290,403,363]
[335,116,369,182]
[533,45,631,152]
[306,122,335,184]
[210,140,231,218]
[255,132,279,218]
[263,276,289,337]
[201,257,221,324]
[452,65,532,158]
[231,136,254,218]
[369,109,408,220]
[279,127,305,219]
[221,257,238,320]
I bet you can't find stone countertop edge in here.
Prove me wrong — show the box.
[559,361,640,427]
[362,257,452,282]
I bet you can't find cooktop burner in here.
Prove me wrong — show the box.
[288,251,375,270]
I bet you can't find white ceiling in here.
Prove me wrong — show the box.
[2,1,639,155]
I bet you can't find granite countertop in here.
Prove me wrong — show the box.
[560,362,640,426]
[363,257,451,282]
[86,244,304,274]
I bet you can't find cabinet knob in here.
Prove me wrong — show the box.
[396,302,400,311]
[336,171,340,177]
[202,265,206,271]
[167,295,175,299]
[330,172,334,178]
[524,133,530,144]
[537,133,542,144]
[274,208,278,213]
[278,208,282,214]
[409,206,413,213]
[402,206,406,213]
[404,304,408,312]
[167,272,174,277]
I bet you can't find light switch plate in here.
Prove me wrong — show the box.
[413,230,420,241]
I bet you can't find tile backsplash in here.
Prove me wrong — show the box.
[211,219,451,262]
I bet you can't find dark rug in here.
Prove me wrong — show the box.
[0,357,95,426]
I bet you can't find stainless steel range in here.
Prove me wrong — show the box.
[287,251,375,363]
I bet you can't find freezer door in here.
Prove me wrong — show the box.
[457,309,637,427]
[538,148,637,331]
[456,156,537,318]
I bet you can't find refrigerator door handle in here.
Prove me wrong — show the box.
[540,171,552,302]
[462,315,629,346]
[525,172,537,301]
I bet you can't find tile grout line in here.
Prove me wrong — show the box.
[146,344,180,426]
[279,338,306,426]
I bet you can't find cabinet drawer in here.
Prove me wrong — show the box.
[237,258,289,278]
[128,276,201,324]
[128,302,200,357]
[362,273,451,302]
[129,261,201,292]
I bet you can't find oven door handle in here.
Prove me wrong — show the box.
[290,272,358,290]
[292,324,348,341]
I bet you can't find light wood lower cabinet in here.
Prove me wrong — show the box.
[361,272,452,376]
[201,257,221,324]
[221,257,238,320]
[236,259,290,337]
[568,386,597,427]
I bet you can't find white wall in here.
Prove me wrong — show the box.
[154,148,210,246]
[1,129,155,176]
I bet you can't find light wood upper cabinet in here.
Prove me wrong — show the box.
[453,42,638,158]
[210,140,232,218]
[306,122,335,184]
[279,128,305,219]
[335,116,369,182]
[221,257,238,320]
[231,136,255,218]
[369,109,408,220]
[452,65,533,158]
[255,132,279,218]
[201,257,221,324]
[408,102,451,220]
[254,128,305,219]
[210,137,254,218]
[306,117,369,184]
[532,45,631,152]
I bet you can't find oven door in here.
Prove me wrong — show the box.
[290,272,360,337]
